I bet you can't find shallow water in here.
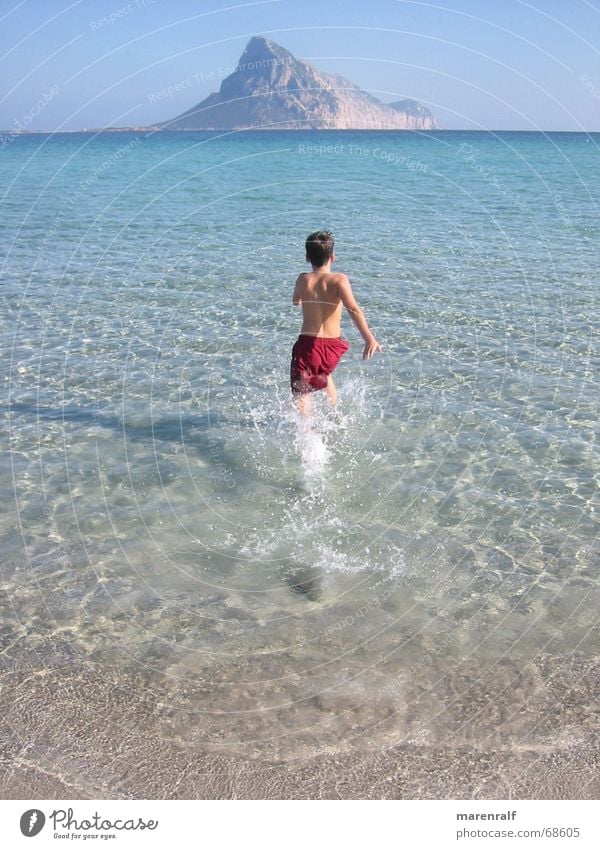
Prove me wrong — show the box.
[1,130,598,783]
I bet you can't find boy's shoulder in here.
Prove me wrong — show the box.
[300,270,349,282]
[295,270,349,291]
[325,271,349,288]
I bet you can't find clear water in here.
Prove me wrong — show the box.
[1,131,598,773]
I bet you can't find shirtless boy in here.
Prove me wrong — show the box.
[290,230,382,415]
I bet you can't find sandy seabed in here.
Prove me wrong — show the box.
[1,647,597,800]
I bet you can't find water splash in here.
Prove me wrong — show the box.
[292,408,330,488]
[233,376,408,584]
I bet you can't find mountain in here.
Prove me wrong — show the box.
[157,36,440,131]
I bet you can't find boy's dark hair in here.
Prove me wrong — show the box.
[305,230,334,267]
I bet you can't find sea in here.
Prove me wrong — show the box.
[0,129,598,798]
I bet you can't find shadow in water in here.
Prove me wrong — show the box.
[6,400,220,439]
[281,560,322,602]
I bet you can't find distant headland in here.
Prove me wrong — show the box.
[151,36,440,131]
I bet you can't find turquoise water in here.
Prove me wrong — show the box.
[1,131,599,769]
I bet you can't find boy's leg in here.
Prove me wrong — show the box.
[325,375,337,407]
[294,392,311,416]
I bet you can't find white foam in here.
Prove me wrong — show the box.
[292,411,329,486]
[231,377,409,579]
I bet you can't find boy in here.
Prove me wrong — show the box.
[290,230,382,415]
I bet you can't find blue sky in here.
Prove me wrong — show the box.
[1,0,600,131]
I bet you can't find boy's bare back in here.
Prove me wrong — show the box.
[292,270,344,338]
[293,268,382,360]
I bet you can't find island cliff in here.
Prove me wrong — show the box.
[157,36,440,131]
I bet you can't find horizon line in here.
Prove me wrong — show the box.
[3,127,600,135]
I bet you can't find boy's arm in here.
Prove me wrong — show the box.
[337,275,382,360]
[292,274,303,305]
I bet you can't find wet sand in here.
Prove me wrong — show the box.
[1,648,597,800]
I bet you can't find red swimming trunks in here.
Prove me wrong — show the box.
[290,334,350,395]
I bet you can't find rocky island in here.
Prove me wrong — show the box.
[156,36,440,131]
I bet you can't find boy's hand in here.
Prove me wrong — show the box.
[363,337,382,360]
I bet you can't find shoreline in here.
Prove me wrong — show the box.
[1,653,597,800]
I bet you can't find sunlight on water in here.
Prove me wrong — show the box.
[1,131,598,775]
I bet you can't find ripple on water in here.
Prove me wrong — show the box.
[1,132,599,778]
